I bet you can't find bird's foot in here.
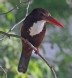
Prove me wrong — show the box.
[35,48,39,54]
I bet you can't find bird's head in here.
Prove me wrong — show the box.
[30,8,64,27]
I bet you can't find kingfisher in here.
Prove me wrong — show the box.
[18,8,63,73]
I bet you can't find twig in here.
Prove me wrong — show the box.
[0,0,31,15]
[0,31,57,78]
[25,0,31,17]
[0,0,31,41]
[0,66,7,78]
[38,53,57,78]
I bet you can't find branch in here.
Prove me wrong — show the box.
[0,0,31,15]
[0,66,7,78]
[0,0,31,41]
[0,31,57,78]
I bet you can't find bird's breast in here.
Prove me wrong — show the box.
[29,20,46,36]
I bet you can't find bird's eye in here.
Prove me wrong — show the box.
[40,13,44,16]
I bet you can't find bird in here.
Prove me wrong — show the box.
[18,8,63,73]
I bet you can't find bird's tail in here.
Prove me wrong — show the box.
[18,52,31,73]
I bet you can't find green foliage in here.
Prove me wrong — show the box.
[0,0,72,78]
[0,1,15,31]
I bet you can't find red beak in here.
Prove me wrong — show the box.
[45,16,64,27]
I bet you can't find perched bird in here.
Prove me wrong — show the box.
[18,8,63,73]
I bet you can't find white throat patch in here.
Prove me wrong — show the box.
[29,20,46,36]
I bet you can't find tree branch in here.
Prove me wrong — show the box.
[0,66,7,78]
[0,0,31,15]
[0,0,31,41]
[0,31,57,78]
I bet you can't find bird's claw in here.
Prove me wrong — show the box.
[35,48,39,54]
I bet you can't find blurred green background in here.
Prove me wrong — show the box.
[0,0,72,78]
